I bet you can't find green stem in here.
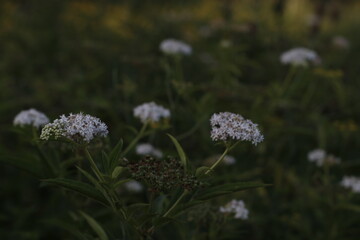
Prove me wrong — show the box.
[84,147,104,182]
[163,190,188,218]
[281,65,297,97]
[205,147,230,175]
[122,122,148,157]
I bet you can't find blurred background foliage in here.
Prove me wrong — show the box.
[1,0,360,239]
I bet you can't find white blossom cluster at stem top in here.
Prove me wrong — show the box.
[280,47,320,67]
[136,143,163,158]
[13,108,49,128]
[219,199,249,220]
[133,102,170,123]
[307,149,341,167]
[340,176,360,193]
[160,39,192,55]
[40,113,108,143]
[210,112,264,145]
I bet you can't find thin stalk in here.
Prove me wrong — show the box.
[84,148,104,182]
[281,65,297,97]
[163,190,188,218]
[122,122,148,157]
[205,147,229,175]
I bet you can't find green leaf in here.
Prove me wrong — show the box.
[195,166,211,177]
[43,178,107,205]
[79,211,109,240]
[196,181,270,200]
[111,166,124,179]
[167,134,188,171]
[109,139,123,166]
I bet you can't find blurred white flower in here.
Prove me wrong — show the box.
[160,39,192,55]
[124,180,143,193]
[136,143,163,158]
[13,108,49,128]
[280,47,320,67]
[340,176,360,193]
[210,112,264,145]
[223,155,236,165]
[40,113,108,143]
[133,102,170,123]
[219,199,249,220]
[307,149,341,167]
[220,39,232,48]
[332,36,350,49]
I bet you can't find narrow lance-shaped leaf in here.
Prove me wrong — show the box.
[79,211,109,240]
[167,134,188,172]
[43,178,107,205]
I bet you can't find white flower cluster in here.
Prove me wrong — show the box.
[40,113,108,143]
[160,39,192,55]
[133,102,170,123]
[219,199,249,220]
[210,112,264,145]
[280,47,320,67]
[136,143,163,158]
[307,149,341,167]
[13,108,49,128]
[124,180,143,193]
[340,176,360,193]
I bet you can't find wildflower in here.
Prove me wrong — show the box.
[160,39,192,55]
[13,108,49,128]
[219,199,249,220]
[332,36,350,49]
[307,149,341,167]
[210,112,264,145]
[280,47,320,67]
[223,155,236,165]
[124,180,143,193]
[133,102,170,124]
[340,176,360,193]
[40,113,108,143]
[136,143,163,158]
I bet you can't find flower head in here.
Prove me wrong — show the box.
[307,149,341,167]
[160,39,192,55]
[280,47,320,67]
[133,102,170,124]
[136,143,163,158]
[210,112,264,145]
[124,180,143,193]
[219,199,249,220]
[13,108,49,128]
[40,113,108,143]
[340,176,360,193]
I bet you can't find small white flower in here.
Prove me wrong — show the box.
[332,36,350,49]
[136,143,163,158]
[340,176,360,193]
[210,112,264,145]
[40,113,108,143]
[219,199,249,220]
[124,180,143,193]
[160,39,192,55]
[307,149,341,167]
[13,108,49,128]
[223,155,236,165]
[280,47,320,67]
[133,102,170,123]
